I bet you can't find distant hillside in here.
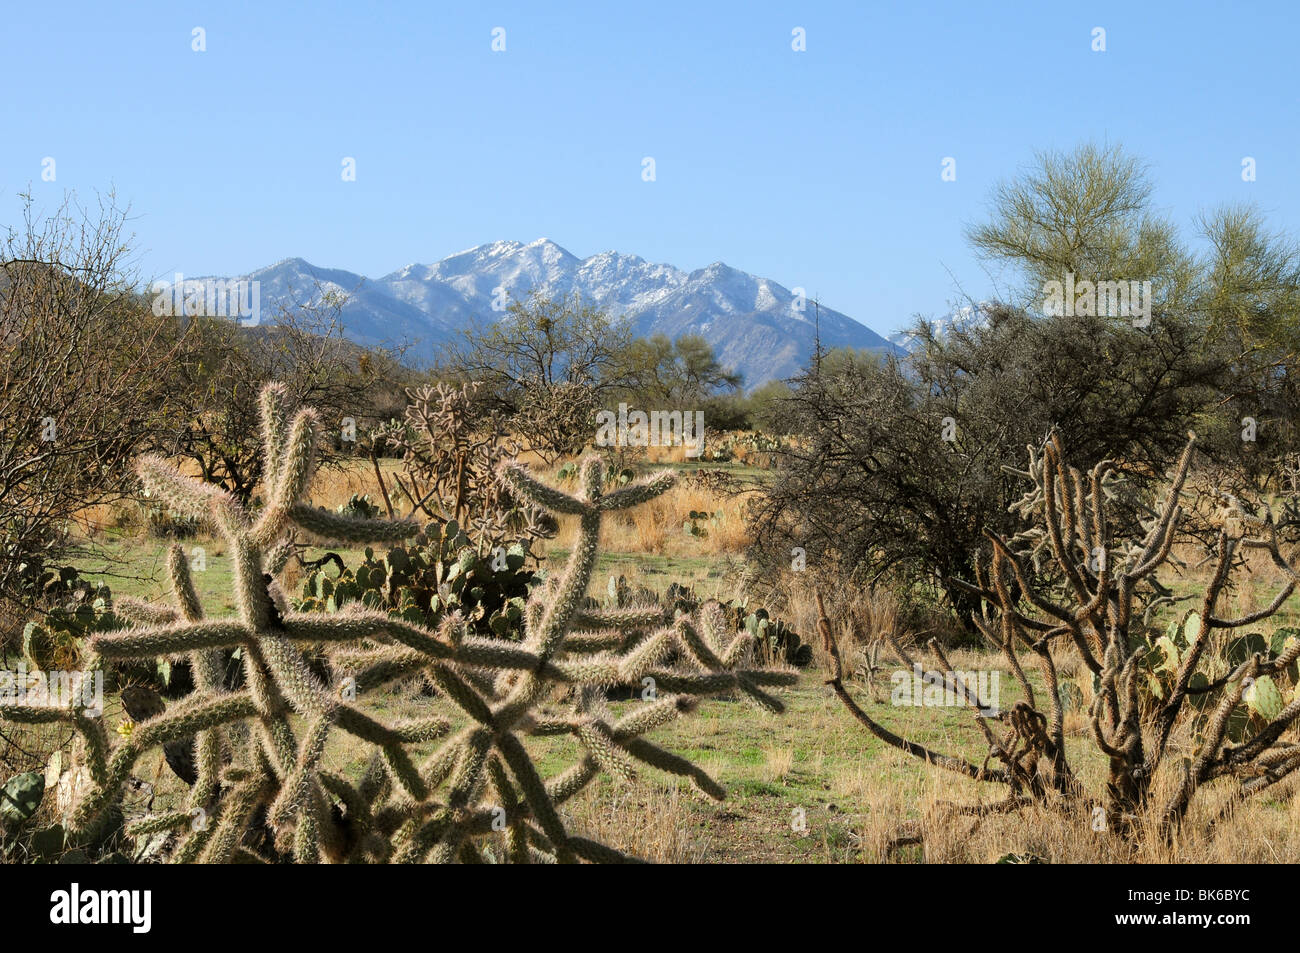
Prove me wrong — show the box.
[192,240,899,388]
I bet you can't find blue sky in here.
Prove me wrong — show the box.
[2,0,1296,337]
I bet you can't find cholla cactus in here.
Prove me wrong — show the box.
[824,431,1300,843]
[375,381,554,543]
[1,383,794,863]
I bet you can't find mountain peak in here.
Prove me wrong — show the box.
[204,241,899,387]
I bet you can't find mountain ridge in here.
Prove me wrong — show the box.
[194,239,900,387]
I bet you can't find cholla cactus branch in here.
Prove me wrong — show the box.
[1,386,791,863]
[825,433,1300,842]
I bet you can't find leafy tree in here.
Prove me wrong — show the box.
[968,141,1300,491]
[447,290,633,460]
[616,333,741,406]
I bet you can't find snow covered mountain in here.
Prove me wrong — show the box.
[888,302,993,352]
[193,239,898,387]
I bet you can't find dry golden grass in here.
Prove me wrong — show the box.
[559,781,712,862]
[544,481,752,559]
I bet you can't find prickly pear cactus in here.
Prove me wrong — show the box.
[295,518,536,637]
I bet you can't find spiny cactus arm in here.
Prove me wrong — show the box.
[172,816,219,865]
[986,549,1041,706]
[572,606,666,630]
[674,617,724,669]
[984,532,1076,631]
[612,694,698,737]
[1209,582,1297,628]
[545,759,600,805]
[332,707,429,801]
[494,701,704,835]
[494,731,577,863]
[331,646,430,694]
[486,755,530,864]
[1037,445,1093,605]
[733,673,787,713]
[1152,537,1236,752]
[421,727,475,792]
[258,382,292,491]
[721,631,756,667]
[929,639,1001,750]
[697,600,732,653]
[90,620,251,660]
[265,539,296,576]
[164,544,225,805]
[293,794,330,862]
[199,775,269,864]
[561,630,628,654]
[71,707,110,784]
[461,758,601,839]
[430,664,498,728]
[319,770,374,842]
[498,461,590,515]
[136,455,245,531]
[64,739,149,837]
[1161,659,1257,831]
[125,811,194,838]
[426,729,495,863]
[115,596,178,626]
[945,572,1060,632]
[1130,435,1196,576]
[167,542,205,623]
[532,511,601,653]
[132,692,261,750]
[594,469,676,511]
[190,729,223,812]
[1130,504,1184,581]
[251,407,320,548]
[454,637,549,672]
[284,613,453,658]
[386,716,453,744]
[574,720,637,782]
[375,746,428,803]
[1229,693,1300,765]
[641,669,797,695]
[580,456,604,502]
[287,503,420,544]
[393,808,454,864]
[268,715,333,829]
[616,627,677,681]
[1214,525,1299,627]
[0,704,76,724]
[255,635,335,716]
[550,658,620,685]
[617,736,725,801]
[357,753,392,807]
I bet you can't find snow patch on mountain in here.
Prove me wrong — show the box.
[195,240,900,387]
